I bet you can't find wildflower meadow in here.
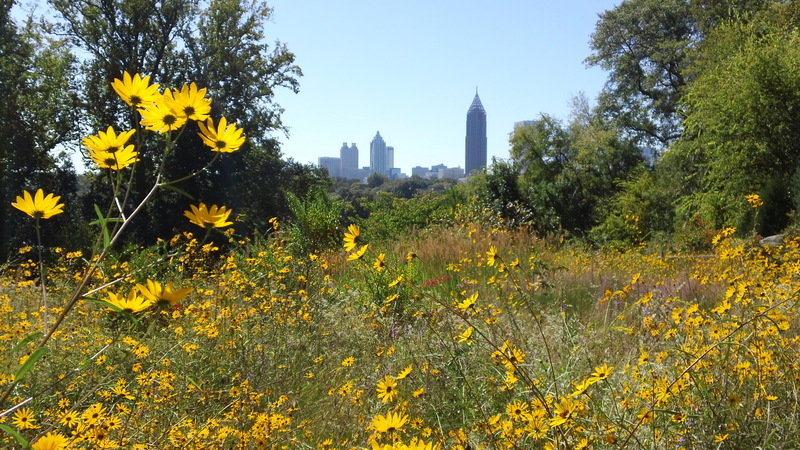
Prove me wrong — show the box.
[3,72,800,449]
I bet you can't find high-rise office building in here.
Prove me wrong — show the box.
[318,156,341,177]
[370,131,389,176]
[340,142,359,179]
[465,89,487,175]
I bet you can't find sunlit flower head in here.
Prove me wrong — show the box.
[139,95,187,133]
[388,275,403,287]
[376,374,398,402]
[31,431,69,450]
[396,364,412,379]
[347,244,369,261]
[137,279,193,307]
[12,188,64,219]
[371,411,408,433]
[83,126,136,154]
[455,326,473,343]
[506,399,530,421]
[111,71,161,107]
[486,246,498,267]
[164,82,212,121]
[197,117,245,153]
[184,203,234,229]
[373,253,386,272]
[343,224,360,251]
[549,396,577,427]
[457,291,478,311]
[104,290,154,314]
[87,145,140,170]
[12,407,39,430]
[745,194,763,208]
[588,363,614,383]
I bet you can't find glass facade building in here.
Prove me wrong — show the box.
[465,90,487,175]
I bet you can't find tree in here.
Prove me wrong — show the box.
[48,0,304,243]
[587,0,697,148]
[0,2,80,259]
[508,96,642,233]
[674,3,800,235]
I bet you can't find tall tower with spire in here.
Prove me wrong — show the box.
[370,131,389,176]
[465,88,487,175]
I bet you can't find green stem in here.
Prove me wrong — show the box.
[162,152,220,187]
[35,219,47,333]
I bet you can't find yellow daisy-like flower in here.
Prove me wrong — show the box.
[137,279,193,307]
[373,253,386,272]
[197,116,245,153]
[371,411,408,432]
[486,246,498,267]
[12,188,64,219]
[745,194,763,208]
[506,399,530,421]
[587,363,614,383]
[164,82,211,121]
[396,364,412,379]
[87,145,140,171]
[341,356,355,367]
[549,396,577,427]
[81,403,107,426]
[104,290,154,314]
[12,407,39,430]
[184,203,234,229]
[455,326,473,343]
[111,71,161,107]
[388,275,403,287]
[31,431,69,450]
[457,291,478,311]
[376,375,398,402]
[82,126,136,154]
[139,95,187,134]
[343,224,360,251]
[347,244,369,261]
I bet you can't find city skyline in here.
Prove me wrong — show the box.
[267,1,620,174]
[316,90,486,179]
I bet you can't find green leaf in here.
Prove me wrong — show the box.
[10,331,43,354]
[14,347,49,382]
[86,299,142,326]
[0,423,28,447]
[92,204,111,248]
[89,298,123,313]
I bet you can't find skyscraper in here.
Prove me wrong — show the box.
[318,156,340,177]
[340,142,359,178]
[465,89,487,175]
[370,131,389,176]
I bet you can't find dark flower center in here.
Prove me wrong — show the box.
[164,114,177,126]
[130,95,142,105]
[184,106,195,116]
[215,140,227,149]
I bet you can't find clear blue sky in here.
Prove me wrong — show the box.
[267,0,620,174]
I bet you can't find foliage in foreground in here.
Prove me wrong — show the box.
[2,217,800,448]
